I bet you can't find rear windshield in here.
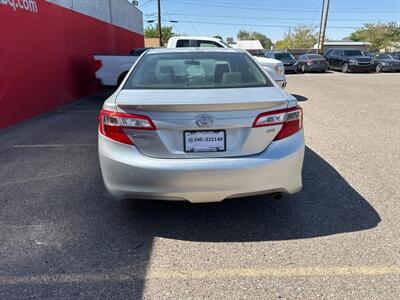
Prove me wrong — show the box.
[124,52,273,89]
[274,53,294,60]
[306,54,324,59]
[344,50,365,57]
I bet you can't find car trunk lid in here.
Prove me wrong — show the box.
[115,87,289,158]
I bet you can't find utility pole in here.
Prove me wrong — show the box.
[157,0,162,46]
[320,0,331,54]
[317,0,326,53]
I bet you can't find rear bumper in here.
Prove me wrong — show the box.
[308,65,327,72]
[381,65,400,71]
[99,130,305,203]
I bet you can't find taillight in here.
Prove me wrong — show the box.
[252,106,303,141]
[307,59,313,65]
[93,59,102,72]
[99,109,156,145]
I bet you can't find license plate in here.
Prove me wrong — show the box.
[184,130,226,153]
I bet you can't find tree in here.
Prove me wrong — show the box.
[350,22,400,52]
[236,30,273,49]
[275,25,318,49]
[144,25,176,44]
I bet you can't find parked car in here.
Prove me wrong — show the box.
[388,51,400,60]
[264,51,299,73]
[93,47,152,86]
[98,48,304,203]
[323,48,334,60]
[167,36,287,88]
[297,54,327,73]
[327,49,374,73]
[373,53,400,72]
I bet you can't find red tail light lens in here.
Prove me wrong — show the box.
[99,109,156,145]
[307,59,313,65]
[252,106,303,141]
[93,59,102,72]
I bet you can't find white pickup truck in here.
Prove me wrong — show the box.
[94,37,286,88]
[93,48,151,86]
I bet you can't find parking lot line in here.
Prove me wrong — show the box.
[1,266,399,285]
[11,144,96,148]
[0,171,85,186]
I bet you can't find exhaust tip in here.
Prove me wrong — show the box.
[271,193,283,200]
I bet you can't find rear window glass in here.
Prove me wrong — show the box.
[306,54,324,59]
[124,52,273,90]
[274,53,294,60]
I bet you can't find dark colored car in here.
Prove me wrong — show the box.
[323,48,334,60]
[264,51,299,73]
[327,49,374,73]
[388,51,400,60]
[298,54,327,73]
[373,53,400,72]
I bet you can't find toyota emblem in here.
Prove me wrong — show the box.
[196,115,213,128]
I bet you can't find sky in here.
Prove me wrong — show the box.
[137,0,400,42]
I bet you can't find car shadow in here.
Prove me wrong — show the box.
[0,93,381,299]
[120,146,380,242]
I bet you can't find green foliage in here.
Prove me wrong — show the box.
[350,22,400,52]
[275,25,318,49]
[144,25,176,44]
[236,30,273,49]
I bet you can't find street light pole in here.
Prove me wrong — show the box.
[157,0,162,46]
[317,0,326,54]
[320,0,331,55]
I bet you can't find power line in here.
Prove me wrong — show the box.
[167,19,361,29]
[167,0,400,13]
[164,13,400,22]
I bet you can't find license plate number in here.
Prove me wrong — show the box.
[184,130,226,153]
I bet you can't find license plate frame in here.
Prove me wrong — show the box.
[184,130,226,153]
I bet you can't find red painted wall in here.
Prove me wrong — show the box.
[0,0,144,128]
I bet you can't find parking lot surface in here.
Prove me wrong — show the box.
[1,72,399,299]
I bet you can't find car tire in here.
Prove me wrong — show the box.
[117,71,128,86]
[375,64,382,73]
[342,63,349,73]
[300,64,306,73]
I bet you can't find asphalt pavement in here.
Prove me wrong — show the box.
[0,72,399,299]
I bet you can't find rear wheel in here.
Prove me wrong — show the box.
[375,64,382,73]
[342,63,349,73]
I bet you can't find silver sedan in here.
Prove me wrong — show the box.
[98,48,304,203]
